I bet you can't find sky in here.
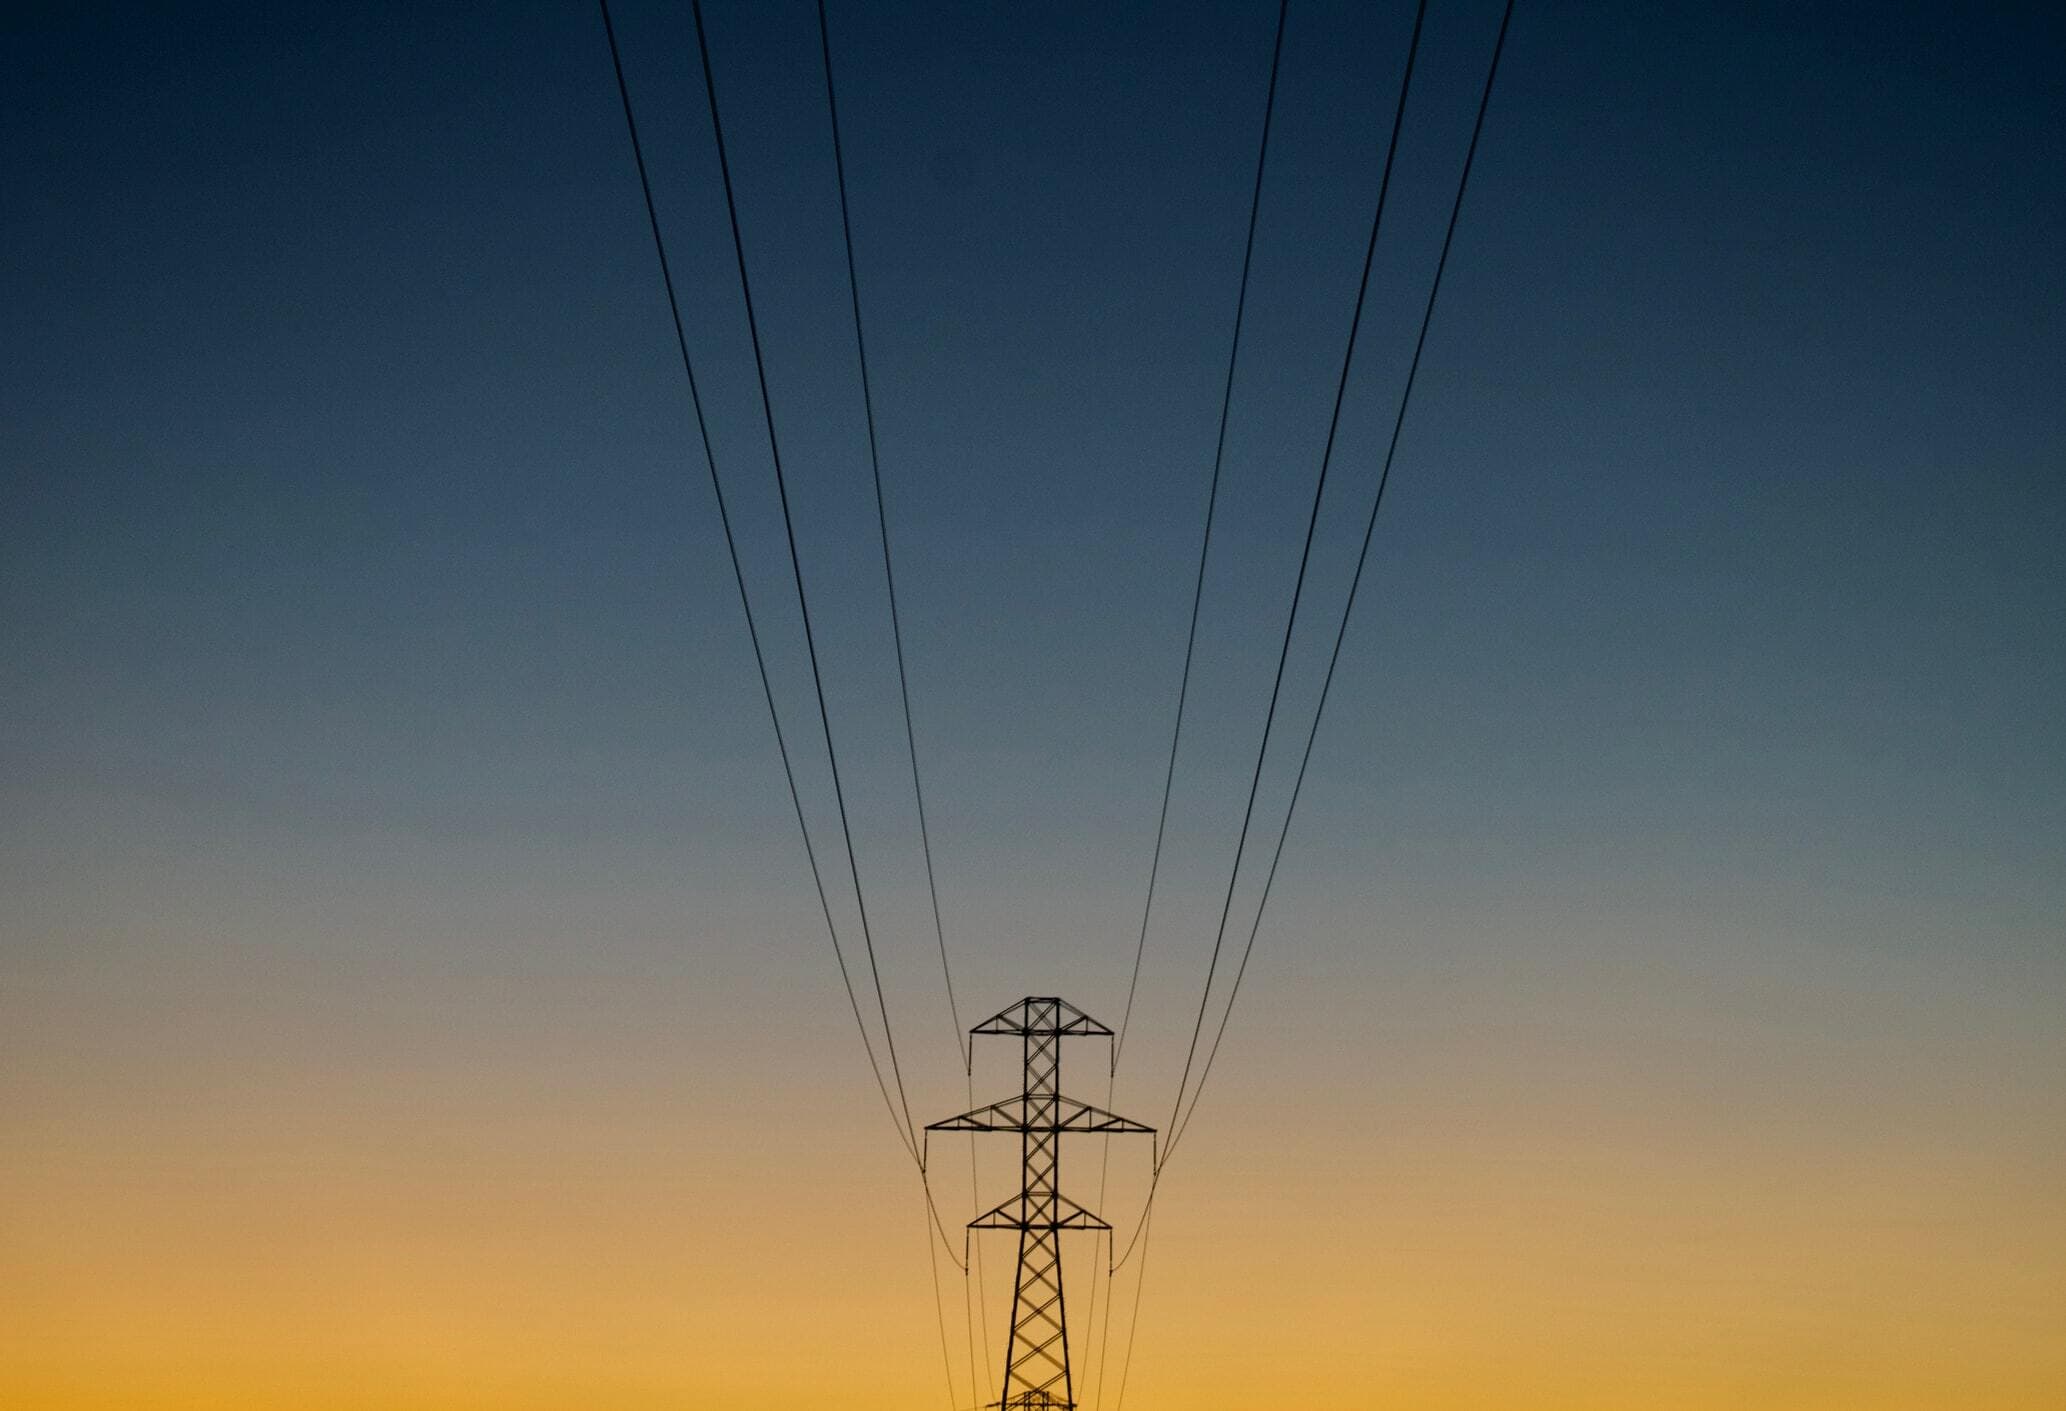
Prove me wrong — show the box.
[4,1,2063,1408]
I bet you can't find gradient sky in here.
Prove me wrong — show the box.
[5,2,2063,1408]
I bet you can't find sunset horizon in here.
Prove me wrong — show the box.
[6,1,2062,1407]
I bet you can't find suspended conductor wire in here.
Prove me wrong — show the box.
[814,0,992,1358]
[604,0,968,1295]
[1163,0,1430,1150]
[1167,0,1517,1168]
[1089,12,1291,1393]
[1112,0,1292,1074]
[968,1143,995,1390]
[922,1186,962,1411]
[815,0,969,1074]
[1112,0,1517,1271]
[687,0,921,1151]
[1091,1225,1121,1410]
[1080,1226,1104,1405]
[922,1163,970,1272]
[962,1234,987,1411]
[596,0,917,1169]
[816,0,998,1371]
[1108,1202,1156,1411]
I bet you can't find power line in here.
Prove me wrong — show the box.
[596,0,918,1169]
[1080,1227,1107,1408]
[811,4,999,1373]
[1167,0,1517,1167]
[962,1231,989,1411]
[1090,1226,1120,1410]
[1108,1132,1164,1269]
[922,1186,962,1411]
[814,0,968,1074]
[1164,0,1431,1147]
[965,1152,994,1391]
[687,0,921,1152]
[602,22,973,1380]
[1109,0,1518,1274]
[1112,0,1292,1074]
[1108,1201,1156,1411]
[611,0,1516,1402]
[1090,9,1292,1399]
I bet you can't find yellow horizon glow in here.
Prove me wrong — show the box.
[7,913,2061,1410]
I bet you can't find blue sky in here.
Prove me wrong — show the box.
[4,4,2063,1405]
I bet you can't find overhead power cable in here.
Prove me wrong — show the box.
[1090,1223,1120,1410]
[1163,0,1431,1148]
[686,0,921,1152]
[1108,1201,1156,1411]
[1111,0,1518,1275]
[596,0,917,1168]
[1167,0,1516,1167]
[1090,8,1292,1402]
[815,0,968,1074]
[812,2,997,1374]
[921,1186,962,1411]
[603,0,977,1295]
[1112,0,1292,1073]
[690,54,981,1411]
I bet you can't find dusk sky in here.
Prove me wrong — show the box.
[5,2,2063,1408]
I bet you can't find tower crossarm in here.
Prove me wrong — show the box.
[970,1190,1112,1232]
[925,1093,1155,1136]
[970,996,1113,1039]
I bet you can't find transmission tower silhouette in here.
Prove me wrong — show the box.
[930,997,1154,1410]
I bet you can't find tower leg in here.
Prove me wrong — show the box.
[1002,1225,1070,1408]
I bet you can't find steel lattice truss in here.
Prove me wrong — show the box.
[930,1094,1153,1138]
[928,997,1153,1411]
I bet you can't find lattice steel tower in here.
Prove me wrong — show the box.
[929,997,1154,1411]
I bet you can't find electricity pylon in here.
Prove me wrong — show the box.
[929,997,1154,1411]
